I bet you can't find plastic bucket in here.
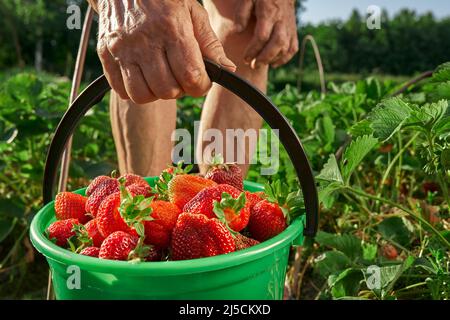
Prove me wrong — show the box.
[32,60,318,300]
[30,177,304,300]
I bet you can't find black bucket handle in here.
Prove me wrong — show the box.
[43,59,319,237]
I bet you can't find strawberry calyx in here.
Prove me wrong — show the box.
[154,161,193,200]
[118,178,154,226]
[264,180,305,224]
[207,154,234,171]
[72,223,93,253]
[212,192,246,236]
[128,223,151,263]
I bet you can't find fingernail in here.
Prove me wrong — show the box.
[219,56,237,71]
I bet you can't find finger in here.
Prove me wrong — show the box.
[140,49,183,100]
[234,0,254,33]
[97,40,129,99]
[244,14,276,63]
[191,3,236,72]
[254,22,289,67]
[271,35,299,68]
[119,62,156,104]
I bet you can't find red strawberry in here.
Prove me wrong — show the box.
[47,219,80,247]
[171,213,235,260]
[85,178,119,216]
[245,191,264,209]
[84,219,105,247]
[54,192,89,223]
[146,247,162,262]
[99,231,138,260]
[85,175,110,196]
[234,233,259,251]
[96,192,133,238]
[184,184,250,232]
[143,200,181,248]
[119,173,148,187]
[381,244,398,260]
[80,246,100,257]
[168,174,216,209]
[126,183,152,197]
[205,155,243,190]
[248,200,287,241]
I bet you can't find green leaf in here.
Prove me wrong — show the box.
[315,251,351,277]
[368,97,412,141]
[318,182,342,209]
[341,135,378,181]
[441,148,450,171]
[349,119,373,137]
[378,256,414,298]
[316,154,343,183]
[328,268,364,299]
[377,217,412,247]
[315,231,362,261]
[432,62,450,83]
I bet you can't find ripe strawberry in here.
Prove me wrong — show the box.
[47,219,80,247]
[184,184,250,232]
[126,183,152,197]
[234,233,259,251]
[168,174,216,209]
[143,200,181,248]
[119,173,148,187]
[245,191,264,209]
[248,200,287,241]
[171,213,235,260]
[85,178,119,217]
[248,181,303,241]
[85,175,110,196]
[381,244,398,260]
[204,155,243,190]
[80,246,100,257]
[99,231,138,260]
[84,219,105,247]
[54,192,89,223]
[146,247,162,262]
[96,192,133,238]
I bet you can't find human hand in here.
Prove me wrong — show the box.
[234,0,298,68]
[96,0,236,104]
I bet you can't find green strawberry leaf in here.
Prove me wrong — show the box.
[341,135,378,182]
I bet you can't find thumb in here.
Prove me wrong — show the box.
[191,4,236,72]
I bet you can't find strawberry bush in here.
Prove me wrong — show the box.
[0,62,449,299]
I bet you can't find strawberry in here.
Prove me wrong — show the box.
[204,155,243,190]
[85,175,110,196]
[46,219,80,247]
[54,192,89,223]
[146,247,162,262]
[83,219,105,247]
[143,200,181,249]
[245,191,265,210]
[248,200,287,241]
[119,173,148,187]
[126,183,152,197]
[154,162,194,200]
[167,174,216,209]
[85,177,119,217]
[184,184,250,232]
[80,246,100,257]
[248,181,303,241]
[96,192,132,238]
[99,231,138,260]
[381,244,398,260]
[171,212,235,260]
[234,233,259,251]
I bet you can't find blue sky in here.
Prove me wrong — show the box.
[300,0,450,24]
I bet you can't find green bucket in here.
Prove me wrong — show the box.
[32,60,318,299]
[30,177,304,300]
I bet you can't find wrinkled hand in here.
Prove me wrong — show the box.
[234,0,298,68]
[96,0,236,104]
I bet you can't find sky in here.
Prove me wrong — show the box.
[300,0,450,24]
